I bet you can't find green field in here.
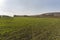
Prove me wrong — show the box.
[0,17,60,40]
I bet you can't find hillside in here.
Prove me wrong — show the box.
[36,12,60,18]
[13,12,60,18]
[0,12,60,18]
[0,17,60,40]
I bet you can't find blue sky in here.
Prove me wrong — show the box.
[0,0,60,16]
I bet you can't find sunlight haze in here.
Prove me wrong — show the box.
[0,0,60,16]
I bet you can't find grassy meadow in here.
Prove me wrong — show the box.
[0,17,60,40]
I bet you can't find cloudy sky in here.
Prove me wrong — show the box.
[0,0,60,16]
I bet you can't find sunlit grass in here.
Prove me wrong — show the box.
[0,17,60,40]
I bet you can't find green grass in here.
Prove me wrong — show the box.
[0,17,60,40]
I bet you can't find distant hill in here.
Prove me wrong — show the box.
[0,12,60,18]
[0,15,12,18]
[34,12,60,18]
[14,15,29,17]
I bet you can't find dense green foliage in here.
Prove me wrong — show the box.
[0,17,60,40]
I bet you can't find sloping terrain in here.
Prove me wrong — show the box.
[34,12,60,18]
[0,17,60,40]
